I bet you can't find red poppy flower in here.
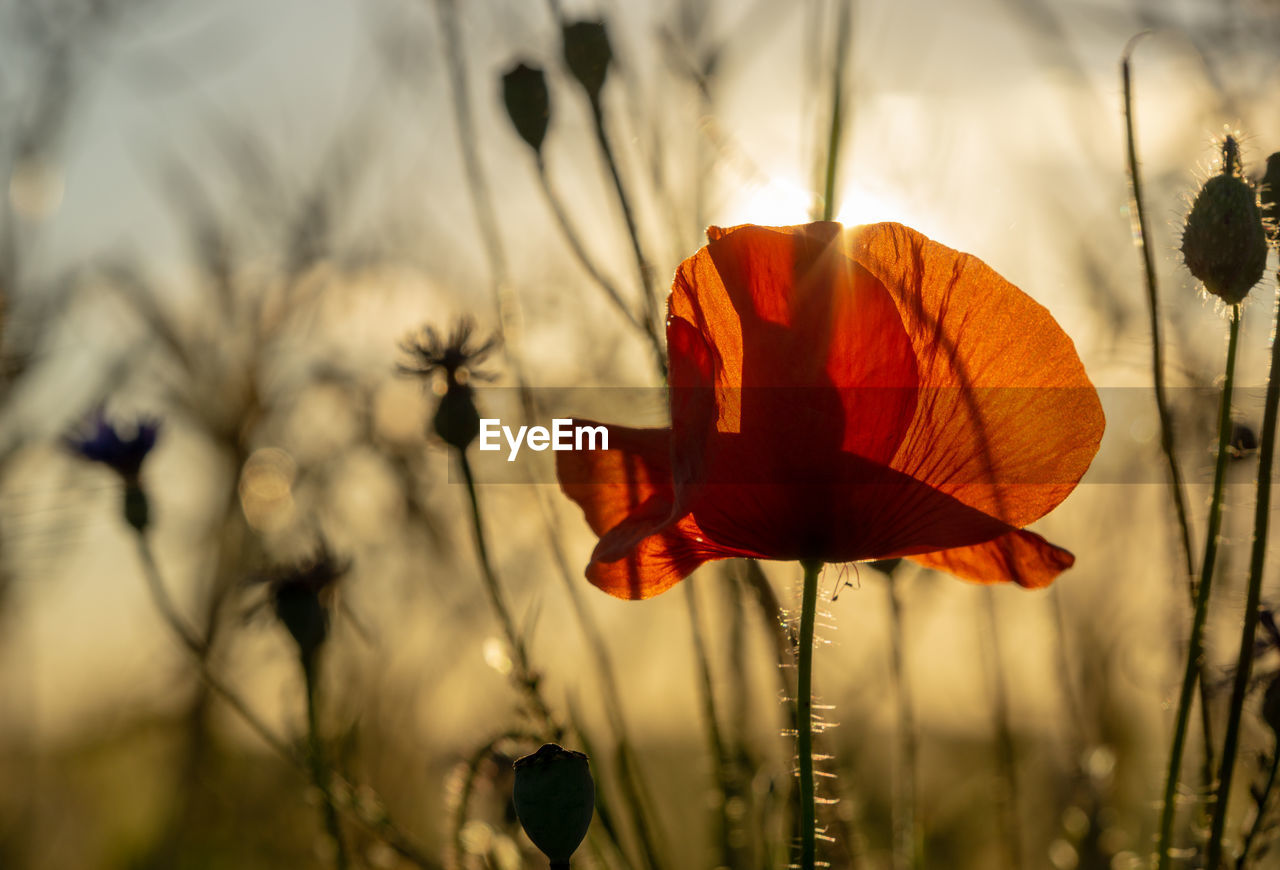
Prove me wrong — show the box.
[557,222,1104,599]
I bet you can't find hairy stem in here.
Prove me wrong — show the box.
[1208,283,1280,868]
[1157,304,1240,869]
[797,559,823,870]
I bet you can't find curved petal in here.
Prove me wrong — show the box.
[665,223,922,561]
[846,222,1104,529]
[555,421,749,599]
[905,529,1075,589]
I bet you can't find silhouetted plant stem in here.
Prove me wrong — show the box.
[1208,283,1280,869]
[456,448,558,736]
[685,581,734,867]
[818,0,852,223]
[1121,36,1196,585]
[1238,745,1280,869]
[1157,303,1241,870]
[1122,35,1217,798]
[533,155,656,350]
[302,654,349,870]
[583,93,665,373]
[797,559,823,870]
[887,574,920,870]
[134,532,438,868]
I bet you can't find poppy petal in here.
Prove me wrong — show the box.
[906,529,1075,589]
[843,223,1103,530]
[556,422,750,599]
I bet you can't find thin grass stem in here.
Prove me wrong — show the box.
[303,655,349,870]
[1157,304,1241,869]
[819,0,852,223]
[1122,35,1218,804]
[685,580,734,867]
[1207,281,1280,868]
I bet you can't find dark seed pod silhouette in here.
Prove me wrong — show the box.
[513,744,594,867]
[561,20,612,103]
[502,63,550,154]
[1181,139,1268,304]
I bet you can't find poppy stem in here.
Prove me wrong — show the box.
[818,0,852,223]
[1207,284,1280,868]
[797,558,823,870]
[887,571,921,870]
[1123,35,1217,809]
[1156,304,1241,869]
[303,654,349,870]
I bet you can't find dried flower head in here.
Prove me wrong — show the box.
[254,540,349,664]
[65,407,161,532]
[399,318,499,451]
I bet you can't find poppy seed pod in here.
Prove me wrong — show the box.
[1181,141,1269,304]
[502,63,550,154]
[513,744,594,867]
[1262,151,1279,243]
[561,20,612,102]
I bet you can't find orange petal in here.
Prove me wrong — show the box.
[847,222,1104,528]
[906,529,1075,589]
[556,422,743,599]
[669,223,919,465]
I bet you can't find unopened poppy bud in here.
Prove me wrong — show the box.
[513,744,594,867]
[1181,137,1268,304]
[502,63,550,154]
[434,383,481,450]
[123,481,149,533]
[561,20,612,102]
[1262,152,1279,243]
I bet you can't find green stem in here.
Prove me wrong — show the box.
[1208,285,1280,868]
[1238,743,1280,869]
[797,559,823,870]
[303,656,349,870]
[1157,304,1241,869]
[1123,35,1217,804]
[585,93,665,373]
[1121,37,1197,585]
[819,0,852,223]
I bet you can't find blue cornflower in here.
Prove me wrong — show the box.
[66,408,160,481]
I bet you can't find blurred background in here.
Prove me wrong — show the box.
[1,0,1279,867]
